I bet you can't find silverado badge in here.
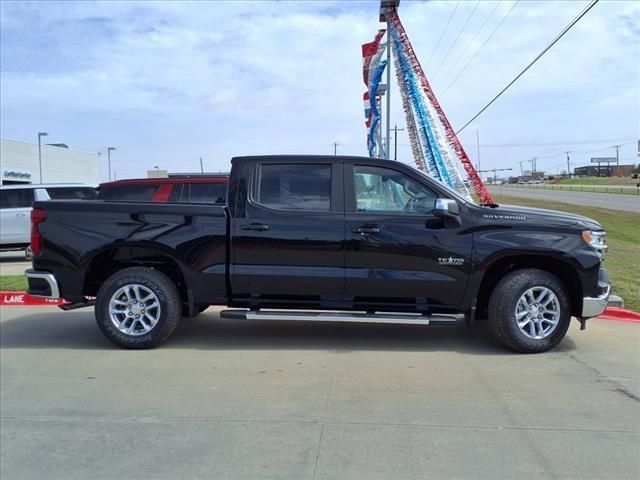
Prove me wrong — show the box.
[438,256,465,266]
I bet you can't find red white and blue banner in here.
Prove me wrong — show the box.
[362,9,493,204]
[362,29,388,158]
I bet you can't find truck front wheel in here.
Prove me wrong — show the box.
[488,269,571,353]
[95,267,181,349]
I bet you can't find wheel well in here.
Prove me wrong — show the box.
[83,247,187,301]
[475,256,582,319]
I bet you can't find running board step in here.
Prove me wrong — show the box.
[220,310,461,326]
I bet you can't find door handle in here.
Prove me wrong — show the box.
[241,223,270,231]
[353,226,381,235]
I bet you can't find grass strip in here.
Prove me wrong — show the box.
[492,194,639,312]
[0,275,28,291]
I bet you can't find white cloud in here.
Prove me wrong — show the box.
[1,0,638,179]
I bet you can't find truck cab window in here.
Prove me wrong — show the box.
[255,164,331,211]
[354,166,436,215]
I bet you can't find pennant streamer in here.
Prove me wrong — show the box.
[361,9,494,204]
[362,29,388,159]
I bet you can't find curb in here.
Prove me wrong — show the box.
[596,306,640,323]
[0,291,65,306]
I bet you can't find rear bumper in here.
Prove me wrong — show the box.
[581,267,610,319]
[25,269,60,299]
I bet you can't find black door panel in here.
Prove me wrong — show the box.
[230,162,345,307]
[344,163,471,311]
[345,214,470,308]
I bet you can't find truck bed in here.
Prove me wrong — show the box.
[31,200,228,304]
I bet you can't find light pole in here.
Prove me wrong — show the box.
[107,147,116,181]
[38,132,48,183]
[380,0,400,159]
[393,124,404,161]
[385,22,391,160]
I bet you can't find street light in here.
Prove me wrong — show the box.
[38,132,48,183]
[107,147,116,181]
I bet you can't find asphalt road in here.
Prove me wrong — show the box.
[489,186,640,212]
[1,306,638,479]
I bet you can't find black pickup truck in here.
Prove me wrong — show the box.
[26,155,610,352]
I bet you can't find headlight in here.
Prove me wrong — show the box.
[582,230,607,259]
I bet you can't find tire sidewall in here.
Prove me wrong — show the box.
[491,270,571,353]
[96,270,178,348]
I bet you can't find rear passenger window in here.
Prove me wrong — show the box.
[190,183,226,204]
[255,164,331,211]
[47,187,97,200]
[187,184,226,204]
[99,185,159,201]
[167,183,226,204]
[0,188,34,208]
[168,184,184,203]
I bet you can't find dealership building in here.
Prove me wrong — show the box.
[1,138,102,185]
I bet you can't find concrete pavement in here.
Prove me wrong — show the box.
[1,306,639,479]
[489,186,640,212]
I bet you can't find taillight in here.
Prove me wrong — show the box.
[30,208,47,256]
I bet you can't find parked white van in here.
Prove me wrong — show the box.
[0,184,97,252]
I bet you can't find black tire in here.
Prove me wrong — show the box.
[95,267,181,349]
[488,268,571,353]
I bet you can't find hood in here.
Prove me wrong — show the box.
[481,204,602,230]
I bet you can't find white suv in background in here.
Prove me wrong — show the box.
[0,184,97,253]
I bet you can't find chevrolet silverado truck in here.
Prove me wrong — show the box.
[25,155,610,352]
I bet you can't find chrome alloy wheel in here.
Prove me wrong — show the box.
[109,284,161,336]
[515,286,561,340]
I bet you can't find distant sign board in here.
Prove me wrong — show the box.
[591,157,616,163]
[3,170,31,180]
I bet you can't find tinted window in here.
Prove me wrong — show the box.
[255,164,331,211]
[47,187,97,200]
[354,166,436,215]
[98,185,159,201]
[0,188,34,208]
[188,183,226,204]
[168,184,184,203]
[168,183,227,204]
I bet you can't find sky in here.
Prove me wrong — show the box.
[1,0,638,181]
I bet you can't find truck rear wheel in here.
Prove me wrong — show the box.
[95,267,181,349]
[488,269,571,353]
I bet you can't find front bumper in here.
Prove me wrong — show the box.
[581,267,610,318]
[25,269,60,299]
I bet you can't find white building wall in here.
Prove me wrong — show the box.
[0,138,102,185]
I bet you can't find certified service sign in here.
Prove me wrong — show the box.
[3,170,32,180]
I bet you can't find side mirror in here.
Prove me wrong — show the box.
[434,198,461,227]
